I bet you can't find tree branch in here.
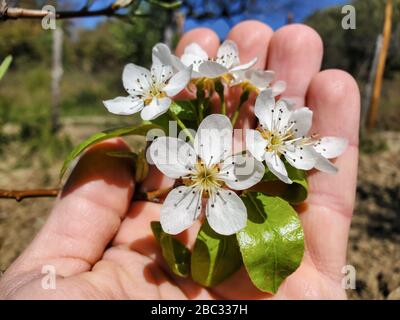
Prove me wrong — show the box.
[0,3,122,20]
[0,186,175,203]
[0,188,59,201]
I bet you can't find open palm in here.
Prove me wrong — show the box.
[0,21,360,300]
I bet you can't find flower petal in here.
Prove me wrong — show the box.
[149,136,196,179]
[194,114,232,165]
[284,144,317,170]
[216,40,240,69]
[152,43,186,72]
[246,69,274,89]
[103,96,144,115]
[245,129,267,161]
[122,63,151,94]
[151,60,174,85]
[275,99,293,132]
[163,66,192,97]
[198,60,229,78]
[152,43,172,65]
[184,43,209,60]
[219,154,264,190]
[230,57,258,72]
[140,97,171,121]
[160,186,202,235]
[264,152,292,184]
[181,43,208,76]
[206,189,247,235]
[254,89,276,130]
[289,107,313,137]
[314,137,348,159]
[231,69,246,85]
[271,80,286,97]
[181,53,202,71]
[314,156,338,174]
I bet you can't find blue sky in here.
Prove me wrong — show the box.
[68,0,351,39]
[183,0,350,38]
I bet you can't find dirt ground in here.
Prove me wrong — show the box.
[0,120,399,299]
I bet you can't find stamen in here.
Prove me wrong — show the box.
[174,186,196,207]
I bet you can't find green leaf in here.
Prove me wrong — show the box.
[191,221,242,287]
[238,193,304,294]
[170,101,197,121]
[151,222,191,277]
[145,112,171,133]
[60,124,159,179]
[0,55,13,81]
[260,163,308,204]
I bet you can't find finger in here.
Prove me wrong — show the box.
[5,139,135,278]
[113,201,213,299]
[175,27,220,57]
[302,69,360,281]
[226,20,274,132]
[139,165,174,193]
[141,28,220,193]
[267,24,323,108]
[227,20,273,70]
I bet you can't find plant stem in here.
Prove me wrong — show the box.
[0,188,59,201]
[168,109,194,142]
[231,89,250,127]
[214,80,226,115]
[198,101,204,123]
[221,100,226,116]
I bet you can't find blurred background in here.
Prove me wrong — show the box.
[0,0,399,299]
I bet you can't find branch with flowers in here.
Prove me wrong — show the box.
[59,40,348,293]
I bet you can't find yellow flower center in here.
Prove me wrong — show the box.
[259,128,288,153]
[183,161,223,196]
[144,88,166,105]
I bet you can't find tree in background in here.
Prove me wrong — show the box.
[306,0,400,79]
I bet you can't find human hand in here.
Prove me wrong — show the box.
[0,21,360,299]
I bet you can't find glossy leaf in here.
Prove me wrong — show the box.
[60,124,159,179]
[238,193,304,294]
[151,222,191,277]
[191,221,242,287]
[0,55,12,81]
[260,163,308,204]
[170,101,197,121]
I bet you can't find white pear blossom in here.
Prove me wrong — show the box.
[153,41,257,82]
[180,43,209,78]
[246,90,347,183]
[232,69,287,97]
[149,114,264,235]
[103,59,192,121]
[197,40,257,82]
[152,42,185,73]
[313,137,348,173]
